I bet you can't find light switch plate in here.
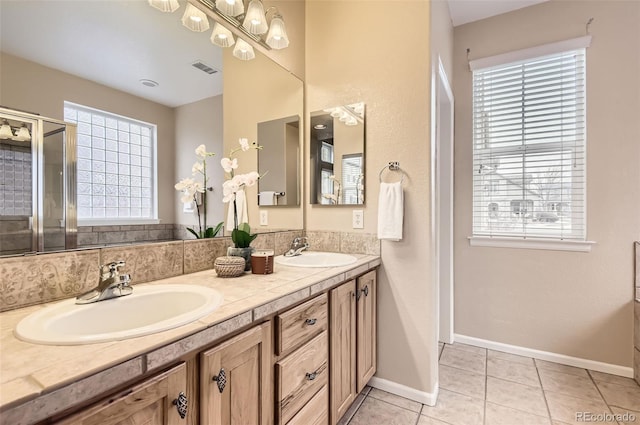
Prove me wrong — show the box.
[352,210,364,229]
[260,210,268,226]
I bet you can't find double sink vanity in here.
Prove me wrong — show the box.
[0,250,379,425]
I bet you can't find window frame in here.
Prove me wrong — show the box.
[64,101,159,225]
[468,36,594,252]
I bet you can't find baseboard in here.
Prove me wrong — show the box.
[454,334,635,378]
[368,376,439,406]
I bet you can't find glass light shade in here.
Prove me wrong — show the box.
[345,117,358,126]
[181,4,210,32]
[233,39,256,61]
[330,108,342,118]
[266,15,289,49]
[242,0,268,35]
[0,121,13,139]
[15,124,31,142]
[210,23,235,48]
[148,0,180,13]
[215,0,244,17]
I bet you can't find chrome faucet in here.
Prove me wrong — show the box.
[284,237,309,257]
[76,261,132,304]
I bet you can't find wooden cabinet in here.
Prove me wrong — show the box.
[330,271,377,424]
[200,322,273,425]
[57,363,188,425]
[275,293,328,356]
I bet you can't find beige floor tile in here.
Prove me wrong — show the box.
[597,381,640,411]
[348,397,419,425]
[488,349,535,366]
[544,390,611,425]
[485,402,551,425]
[421,389,484,425]
[368,388,422,413]
[538,368,603,401]
[487,356,540,387]
[610,406,640,425]
[439,364,486,400]
[535,360,589,378]
[486,376,548,416]
[447,342,487,355]
[589,370,640,389]
[440,346,486,374]
[417,416,454,425]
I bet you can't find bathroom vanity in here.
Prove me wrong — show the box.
[0,254,379,425]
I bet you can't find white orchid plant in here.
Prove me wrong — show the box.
[175,144,224,239]
[222,138,263,248]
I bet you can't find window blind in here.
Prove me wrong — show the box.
[472,48,586,240]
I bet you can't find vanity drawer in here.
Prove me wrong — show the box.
[286,385,328,425]
[276,330,328,424]
[276,293,328,355]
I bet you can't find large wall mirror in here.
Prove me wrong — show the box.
[310,103,365,205]
[0,0,303,256]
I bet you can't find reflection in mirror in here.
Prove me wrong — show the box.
[310,103,365,205]
[257,116,300,206]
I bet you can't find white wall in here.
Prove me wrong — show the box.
[453,0,640,367]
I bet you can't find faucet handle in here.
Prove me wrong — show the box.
[102,261,126,277]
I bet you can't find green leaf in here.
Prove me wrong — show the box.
[212,221,224,237]
[238,222,251,234]
[186,227,201,239]
[204,227,215,238]
[231,229,256,248]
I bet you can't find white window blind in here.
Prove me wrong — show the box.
[64,102,157,222]
[472,47,586,240]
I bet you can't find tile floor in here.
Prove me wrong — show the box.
[343,342,640,425]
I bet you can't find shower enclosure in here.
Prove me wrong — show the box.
[0,107,77,256]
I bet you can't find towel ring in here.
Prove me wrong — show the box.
[379,162,405,183]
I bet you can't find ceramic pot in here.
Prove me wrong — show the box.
[227,246,255,271]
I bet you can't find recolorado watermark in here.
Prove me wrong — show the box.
[576,411,637,422]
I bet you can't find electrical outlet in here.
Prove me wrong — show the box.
[352,210,364,229]
[260,210,268,226]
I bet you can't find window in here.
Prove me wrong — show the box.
[64,102,157,223]
[471,41,587,242]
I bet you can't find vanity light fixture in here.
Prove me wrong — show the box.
[242,0,268,35]
[0,120,13,139]
[265,10,289,50]
[181,3,210,32]
[232,38,255,60]
[211,22,236,48]
[215,0,244,17]
[14,123,31,142]
[314,124,327,130]
[148,0,180,13]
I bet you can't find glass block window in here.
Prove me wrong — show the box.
[64,102,157,222]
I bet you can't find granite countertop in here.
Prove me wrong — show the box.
[0,254,380,418]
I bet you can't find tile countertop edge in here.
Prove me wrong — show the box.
[0,254,380,419]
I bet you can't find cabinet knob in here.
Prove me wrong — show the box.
[305,372,317,381]
[172,392,188,419]
[305,318,317,326]
[213,368,227,393]
[362,285,369,297]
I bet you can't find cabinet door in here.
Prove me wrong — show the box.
[356,270,377,393]
[329,280,356,425]
[57,363,188,425]
[200,323,273,425]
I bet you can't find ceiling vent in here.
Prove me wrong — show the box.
[191,60,219,75]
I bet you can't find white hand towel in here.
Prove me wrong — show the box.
[377,182,404,241]
[226,189,249,231]
[259,191,277,206]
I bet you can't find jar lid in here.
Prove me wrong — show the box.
[214,256,246,266]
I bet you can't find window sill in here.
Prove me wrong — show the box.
[78,219,161,227]
[468,236,595,252]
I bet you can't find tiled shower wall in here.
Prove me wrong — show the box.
[0,144,32,216]
[0,229,379,313]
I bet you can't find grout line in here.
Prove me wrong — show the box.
[586,369,615,414]
[483,345,488,425]
[534,356,555,423]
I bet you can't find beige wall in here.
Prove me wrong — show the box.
[174,96,224,231]
[0,53,177,223]
[222,49,304,231]
[306,0,438,395]
[453,0,640,367]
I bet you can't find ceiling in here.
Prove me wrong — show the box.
[1,0,551,108]
[0,1,223,108]
[447,0,550,27]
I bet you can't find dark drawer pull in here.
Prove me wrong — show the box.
[212,368,226,393]
[305,318,317,326]
[362,285,369,297]
[172,392,188,419]
[305,372,317,381]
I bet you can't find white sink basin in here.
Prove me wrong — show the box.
[15,284,223,345]
[275,252,358,268]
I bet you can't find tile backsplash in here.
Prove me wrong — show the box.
[0,229,377,312]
